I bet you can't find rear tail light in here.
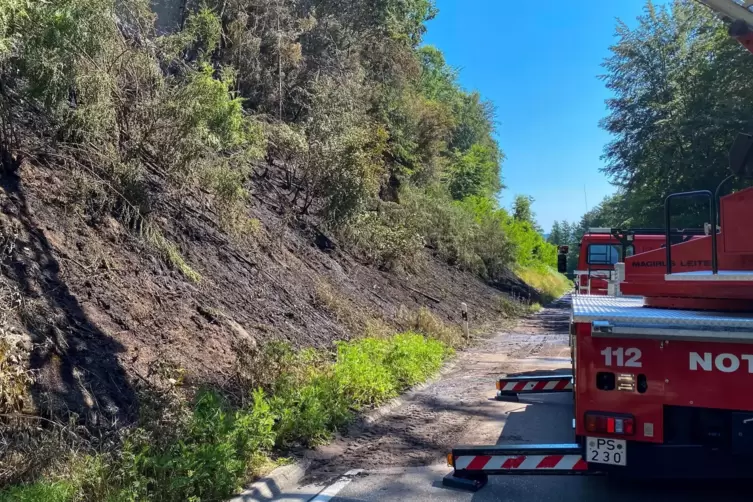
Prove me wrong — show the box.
[585,412,635,436]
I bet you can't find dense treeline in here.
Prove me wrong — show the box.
[549,0,753,272]
[0,0,557,284]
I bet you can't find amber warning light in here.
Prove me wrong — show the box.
[446,453,454,467]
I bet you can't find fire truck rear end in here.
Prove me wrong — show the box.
[443,2,753,489]
[445,179,753,492]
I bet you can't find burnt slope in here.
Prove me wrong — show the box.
[0,161,535,424]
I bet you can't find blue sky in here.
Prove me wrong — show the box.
[422,0,667,233]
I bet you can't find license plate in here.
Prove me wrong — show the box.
[586,437,626,466]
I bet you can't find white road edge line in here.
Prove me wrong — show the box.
[310,469,363,502]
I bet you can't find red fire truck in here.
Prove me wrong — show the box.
[445,163,753,491]
[443,0,753,490]
[574,228,704,295]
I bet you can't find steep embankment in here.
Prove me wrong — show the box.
[0,160,542,424]
[0,1,570,498]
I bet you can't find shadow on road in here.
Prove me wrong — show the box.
[467,392,751,502]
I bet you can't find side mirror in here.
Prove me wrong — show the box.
[729,132,753,178]
[557,254,567,274]
[557,245,568,274]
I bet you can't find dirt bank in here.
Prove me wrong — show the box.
[0,161,541,425]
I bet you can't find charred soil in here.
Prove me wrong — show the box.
[0,161,541,430]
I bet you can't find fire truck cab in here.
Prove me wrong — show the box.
[574,229,704,296]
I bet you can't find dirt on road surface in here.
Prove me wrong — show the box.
[257,296,750,502]
[302,297,573,484]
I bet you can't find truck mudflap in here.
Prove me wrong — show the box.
[496,374,573,401]
[443,444,600,491]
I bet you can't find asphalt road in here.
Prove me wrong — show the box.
[276,393,752,502]
[256,299,752,502]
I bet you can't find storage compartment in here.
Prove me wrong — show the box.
[731,412,753,455]
[664,406,753,455]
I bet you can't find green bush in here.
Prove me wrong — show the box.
[497,295,535,318]
[334,338,397,406]
[400,187,485,274]
[263,75,389,225]
[398,306,463,348]
[333,333,448,407]
[347,186,560,284]
[103,389,278,502]
[502,218,556,268]
[0,482,75,502]
[0,331,451,502]
[445,143,501,200]
[456,195,516,278]
[516,265,571,304]
[384,332,446,388]
[340,204,424,270]
[269,373,351,448]
[58,389,274,502]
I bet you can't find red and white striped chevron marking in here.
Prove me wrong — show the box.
[455,454,587,471]
[498,378,572,393]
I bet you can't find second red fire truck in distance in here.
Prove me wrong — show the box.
[574,228,705,295]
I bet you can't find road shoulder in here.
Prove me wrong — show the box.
[234,298,572,501]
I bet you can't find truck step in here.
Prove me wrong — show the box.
[444,444,600,491]
[496,374,573,400]
[441,472,487,492]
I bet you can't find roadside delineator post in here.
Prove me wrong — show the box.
[461,302,469,339]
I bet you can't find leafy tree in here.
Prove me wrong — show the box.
[445,143,501,200]
[384,0,439,46]
[547,221,566,246]
[600,0,753,228]
[448,92,497,154]
[512,195,536,226]
[417,46,459,104]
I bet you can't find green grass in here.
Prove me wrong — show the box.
[150,231,202,283]
[0,482,75,502]
[497,295,539,318]
[1,332,450,502]
[334,332,448,407]
[515,264,571,304]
